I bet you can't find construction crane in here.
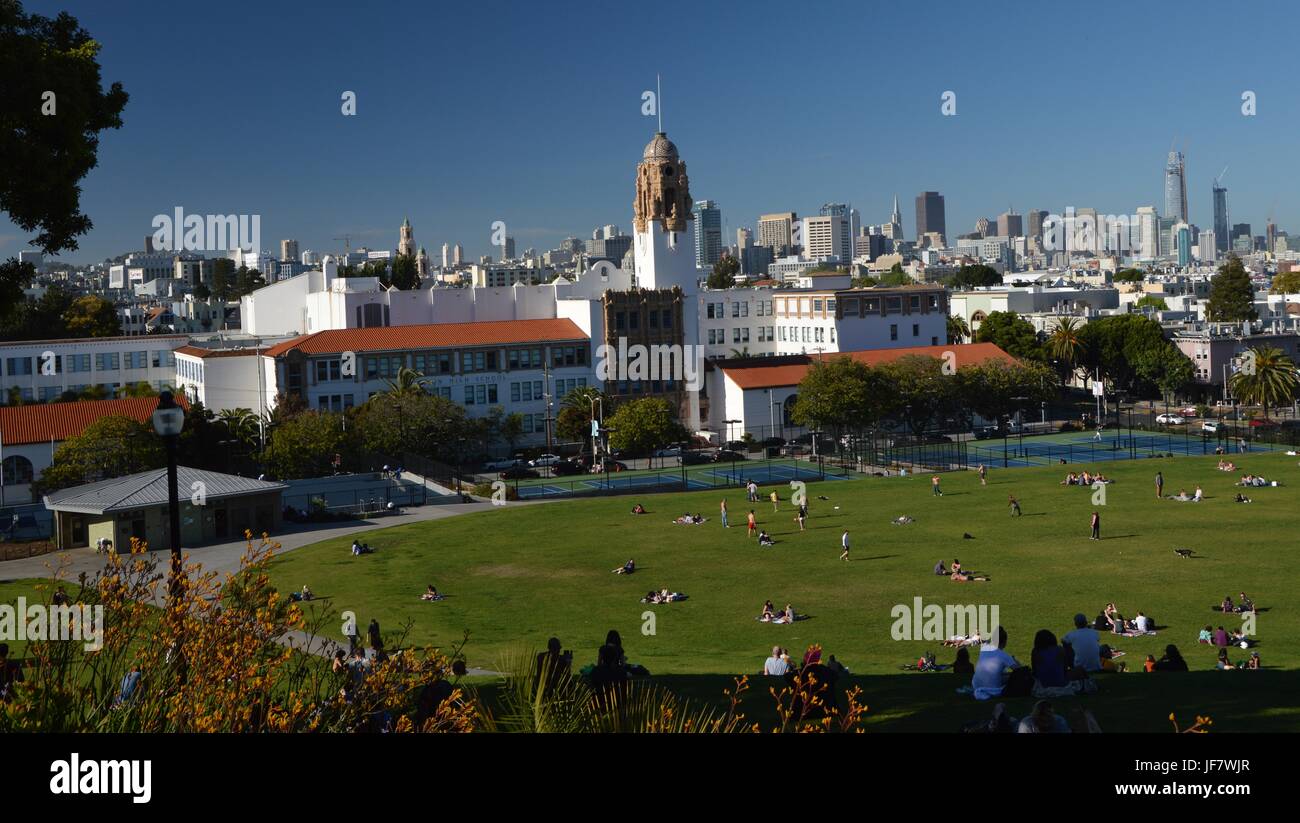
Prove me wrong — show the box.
[1215,166,1228,186]
[332,234,351,260]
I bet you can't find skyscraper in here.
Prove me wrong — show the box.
[757,212,797,254]
[1164,151,1188,223]
[915,192,946,243]
[802,214,850,262]
[819,203,856,261]
[441,242,451,268]
[692,200,723,269]
[997,211,1023,238]
[280,239,299,261]
[1212,182,1229,253]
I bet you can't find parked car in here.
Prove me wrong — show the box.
[1249,418,1279,429]
[483,457,522,471]
[653,445,683,457]
[723,440,749,452]
[679,451,711,465]
[591,457,628,473]
[1155,413,1186,425]
[499,465,539,480]
[529,453,562,467]
[713,449,748,463]
[1179,406,1199,416]
[550,459,584,476]
[780,443,809,457]
[1202,421,1220,433]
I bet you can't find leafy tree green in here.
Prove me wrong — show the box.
[946,314,970,345]
[210,257,235,301]
[62,294,119,337]
[1045,316,1085,378]
[790,356,886,438]
[556,386,604,448]
[973,311,1043,361]
[946,264,1001,289]
[390,252,421,290]
[1134,295,1168,311]
[956,359,1055,428]
[1206,256,1258,322]
[192,282,211,300]
[1269,270,1300,294]
[0,281,73,340]
[34,416,162,495]
[1077,314,1193,397]
[264,411,349,480]
[875,355,960,436]
[233,265,266,297]
[0,1,128,256]
[1113,268,1145,283]
[120,381,156,398]
[350,392,471,463]
[606,397,686,456]
[707,255,741,289]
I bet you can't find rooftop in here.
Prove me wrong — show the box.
[263,317,589,357]
[44,466,286,514]
[0,395,189,447]
[718,343,1016,390]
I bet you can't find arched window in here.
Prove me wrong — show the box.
[2,455,34,486]
[971,311,987,324]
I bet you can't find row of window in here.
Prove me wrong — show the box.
[838,294,941,316]
[3,351,174,376]
[612,310,674,331]
[705,300,775,319]
[313,347,589,384]
[7,382,129,402]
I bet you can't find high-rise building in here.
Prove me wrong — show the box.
[886,195,904,240]
[1135,207,1159,259]
[453,243,464,265]
[1164,151,1188,223]
[975,216,992,238]
[1199,230,1217,263]
[503,236,516,259]
[1212,182,1229,253]
[915,192,946,243]
[441,243,451,268]
[1174,222,1192,268]
[997,211,1023,238]
[1266,221,1277,256]
[802,214,850,263]
[280,239,299,261]
[819,203,856,261]
[757,212,798,255]
[692,200,723,269]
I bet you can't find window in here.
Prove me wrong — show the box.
[151,350,174,368]
[126,351,148,369]
[827,299,837,315]
[5,357,30,376]
[2,455,33,486]
[813,299,823,313]
[890,324,898,341]
[315,359,342,382]
[95,353,120,371]
[913,323,920,337]
[66,354,91,373]
[662,309,673,329]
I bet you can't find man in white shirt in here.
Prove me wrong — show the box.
[972,627,1019,700]
[1134,611,1153,632]
[764,646,788,676]
[1062,613,1102,671]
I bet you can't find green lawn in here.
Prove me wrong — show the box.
[264,451,1300,731]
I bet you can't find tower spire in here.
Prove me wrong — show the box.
[656,74,662,133]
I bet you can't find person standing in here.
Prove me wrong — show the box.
[931,475,942,496]
[770,490,780,513]
[839,529,850,561]
[1089,511,1100,541]
[978,464,987,486]
[1094,426,1103,442]
[747,509,757,538]
[796,502,807,532]
[720,498,729,528]
[1008,494,1021,516]
[1154,471,1163,499]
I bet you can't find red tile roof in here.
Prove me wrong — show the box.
[0,395,189,447]
[263,318,589,357]
[720,343,1016,390]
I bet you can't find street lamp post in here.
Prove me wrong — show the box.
[151,391,186,608]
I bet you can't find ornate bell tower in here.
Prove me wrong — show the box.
[632,132,697,294]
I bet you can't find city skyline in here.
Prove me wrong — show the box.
[3,0,1295,266]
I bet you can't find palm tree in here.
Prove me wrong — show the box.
[385,366,429,397]
[1046,317,1085,378]
[729,346,751,358]
[946,315,970,345]
[1229,346,1299,419]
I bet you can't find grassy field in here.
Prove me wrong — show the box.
[262,450,1294,730]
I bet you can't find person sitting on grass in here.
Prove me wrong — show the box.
[950,559,988,582]
[1192,485,1204,502]
[952,646,974,675]
[1017,699,1071,733]
[934,559,949,576]
[1235,492,1252,503]
[613,559,635,575]
[1221,595,1235,614]
[1098,644,1126,672]
[1153,644,1188,672]
[1143,654,1157,672]
[760,600,776,622]
[1198,625,1213,644]
[1246,651,1261,670]
[421,585,442,602]
[764,646,789,676]
[1238,592,1255,613]
[1216,648,1237,670]
[757,530,776,547]
[971,627,1020,700]
[783,604,796,623]
[631,503,647,515]
[1031,629,1069,690]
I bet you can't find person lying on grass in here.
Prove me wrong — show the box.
[420,584,443,601]
[950,559,988,582]
[641,589,685,604]
[631,503,647,514]
[613,558,635,575]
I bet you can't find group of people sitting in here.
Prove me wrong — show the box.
[1216,460,1239,472]
[1213,648,1262,670]
[762,645,850,681]
[1219,592,1256,614]
[350,540,376,555]
[641,588,686,604]
[1198,622,1253,649]
[1168,486,1204,502]
[420,584,444,602]
[1096,603,1156,635]
[672,513,706,525]
[1234,492,1252,503]
[758,600,798,624]
[631,504,647,515]
[289,584,315,602]
[1061,471,1110,486]
[1237,474,1273,487]
[757,530,776,546]
[934,558,988,582]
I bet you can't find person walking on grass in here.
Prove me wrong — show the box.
[747,509,757,538]
[770,490,780,513]
[720,498,729,528]
[1089,511,1100,541]
[978,464,987,486]
[839,529,850,561]
[931,475,943,496]
[1094,426,1103,442]
[1155,471,1163,499]
[1008,494,1021,516]
[796,502,807,532]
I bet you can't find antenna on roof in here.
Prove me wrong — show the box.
[656,74,662,133]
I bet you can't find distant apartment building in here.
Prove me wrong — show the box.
[0,335,187,404]
[692,200,723,269]
[802,214,850,264]
[757,212,798,255]
[915,192,946,243]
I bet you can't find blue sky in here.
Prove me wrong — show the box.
[6,0,1298,264]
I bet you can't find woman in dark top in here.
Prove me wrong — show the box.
[1030,629,1068,688]
[1154,644,1189,672]
[952,646,974,675]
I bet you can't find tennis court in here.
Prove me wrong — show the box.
[512,459,853,499]
[968,429,1274,468]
